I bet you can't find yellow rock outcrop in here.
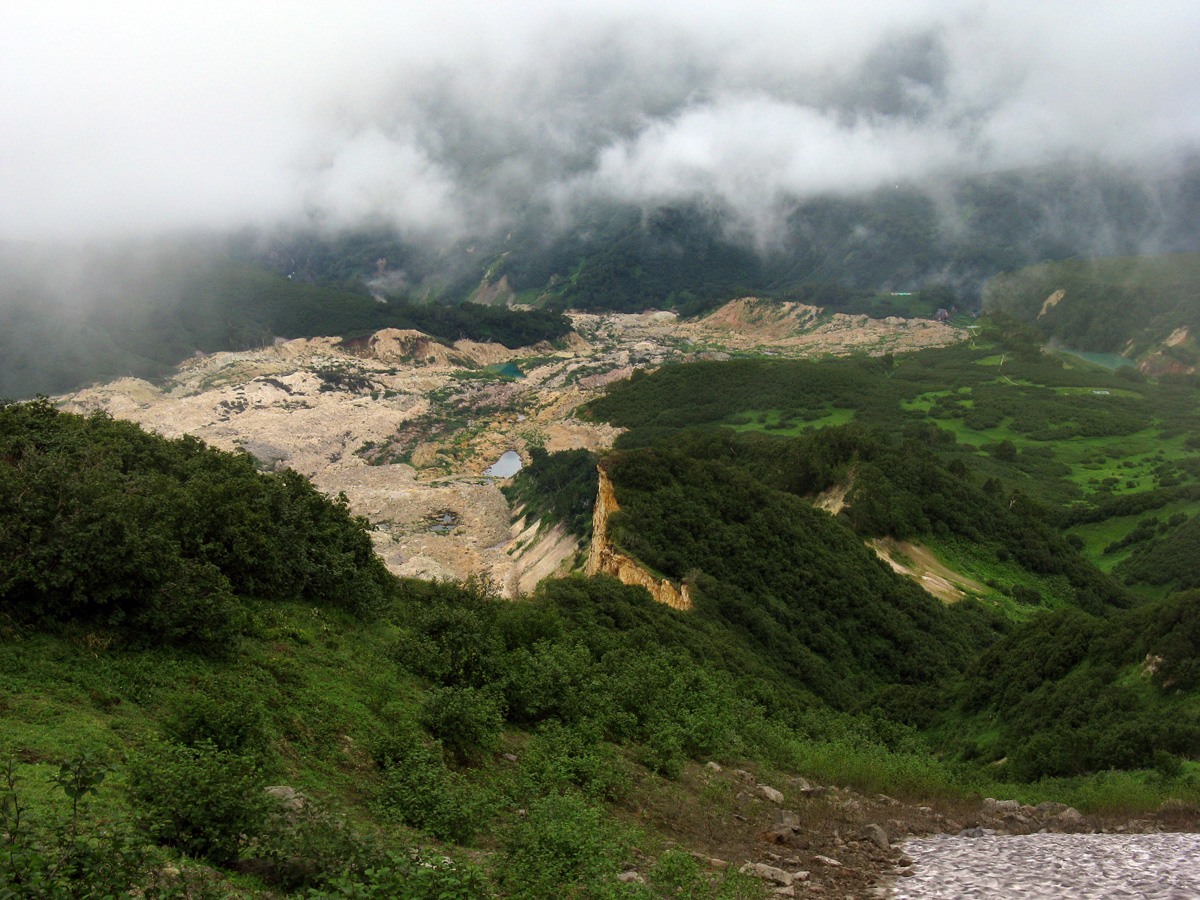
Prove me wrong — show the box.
[586,467,692,611]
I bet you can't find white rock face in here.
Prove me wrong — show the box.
[888,832,1200,899]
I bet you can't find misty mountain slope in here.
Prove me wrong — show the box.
[5,154,1198,401]
[251,160,1200,318]
[983,253,1200,369]
[0,254,570,400]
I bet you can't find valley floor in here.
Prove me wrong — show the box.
[55,301,963,595]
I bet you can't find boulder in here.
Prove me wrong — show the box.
[740,862,795,886]
[759,828,795,846]
[1034,801,1069,818]
[981,798,1020,817]
[758,784,785,804]
[264,785,305,812]
[863,823,890,851]
[761,812,801,844]
[1046,807,1089,833]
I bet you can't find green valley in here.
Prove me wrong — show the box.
[4,284,1200,900]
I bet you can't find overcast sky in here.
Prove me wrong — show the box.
[3,1,1199,243]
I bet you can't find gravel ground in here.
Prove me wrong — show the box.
[888,832,1200,899]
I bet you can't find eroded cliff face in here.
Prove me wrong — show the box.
[586,467,692,611]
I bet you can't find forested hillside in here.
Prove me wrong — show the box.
[262,160,1200,316]
[7,157,1200,401]
[575,329,1200,776]
[0,399,395,647]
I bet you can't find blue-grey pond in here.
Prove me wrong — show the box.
[483,450,523,478]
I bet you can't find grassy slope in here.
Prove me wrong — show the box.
[4,391,1200,895]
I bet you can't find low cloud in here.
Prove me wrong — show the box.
[2,2,1199,244]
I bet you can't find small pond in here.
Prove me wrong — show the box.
[1059,349,1134,370]
[483,450,523,478]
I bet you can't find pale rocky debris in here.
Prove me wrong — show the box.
[886,832,1200,899]
[864,823,891,851]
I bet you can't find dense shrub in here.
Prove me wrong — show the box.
[126,739,271,865]
[520,722,630,801]
[421,686,505,765]
[372,712,489,843]
[503,640,599,725]
[0,400,395,649]
[495,793,631,898]
[161,684,269,756]
[304,851,492,900]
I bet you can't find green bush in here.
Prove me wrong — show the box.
[305,850,492,900]
[632,725,686,779]
[0,400,395,649]
[373,714,489,844]
[504,641,599,725]
[161,684,268,756]
[1,754,157,900]
[496,793,631,899]
[646,849,763,900]
[421,686,504,765]
[521,722,629,801]
[126,739,271,865]
[251,800,393,893]
[395,595,504,688]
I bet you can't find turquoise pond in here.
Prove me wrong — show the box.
[487,362,525,379]
[1058,349,1135,370]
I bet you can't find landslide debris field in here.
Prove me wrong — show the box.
[59,300,961,595]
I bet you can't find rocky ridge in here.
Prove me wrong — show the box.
[585,467,693,610]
